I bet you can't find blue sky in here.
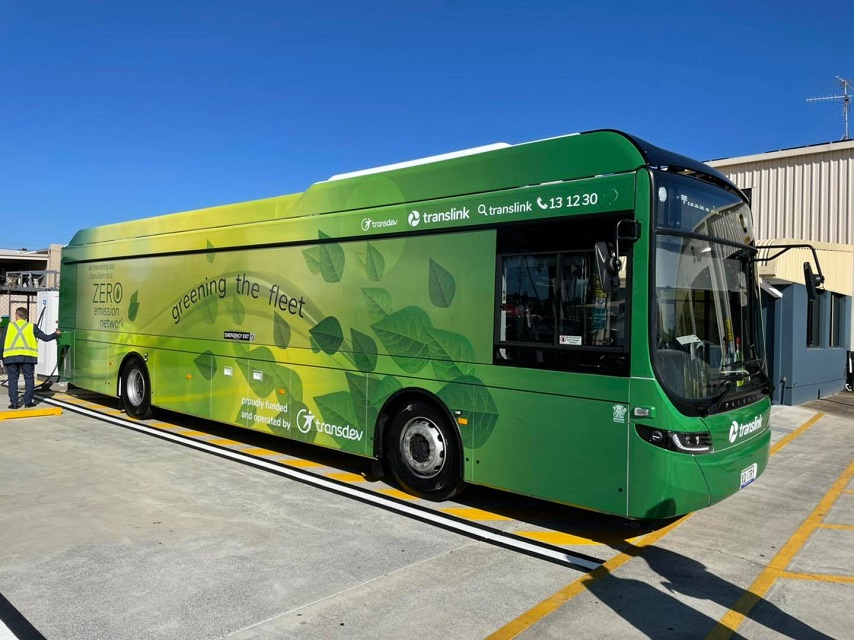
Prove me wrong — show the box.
[1,1,852,251]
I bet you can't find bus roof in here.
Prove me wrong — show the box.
[67,129,733,248]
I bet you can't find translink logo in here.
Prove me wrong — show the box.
[408,207,470,228]
[729,416,763,443]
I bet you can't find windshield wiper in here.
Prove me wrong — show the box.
[744,358,774,395]
[699,379,734,417]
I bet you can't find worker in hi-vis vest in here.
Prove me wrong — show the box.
[1,307,61,409]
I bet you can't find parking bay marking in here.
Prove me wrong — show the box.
[487,411,831,640]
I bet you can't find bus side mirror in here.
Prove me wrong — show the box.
[595,241,620,294]
[804,262,823,301]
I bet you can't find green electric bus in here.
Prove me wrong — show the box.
[59,130,777,519]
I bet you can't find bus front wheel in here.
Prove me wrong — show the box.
[121,358,153,419]
[386,401,462,501]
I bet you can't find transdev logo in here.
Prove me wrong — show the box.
[408,210,421,227]
[729,416,763,443]
[362,217,398,231]
[296,408,364,442]
[297,408,316,434]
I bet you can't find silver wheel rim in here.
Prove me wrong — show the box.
[126,368,146,407]
[400,416,446,479]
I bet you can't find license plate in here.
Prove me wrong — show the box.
[740,463,758,489]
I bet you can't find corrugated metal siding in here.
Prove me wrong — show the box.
[758,240,854,296]
[709,142,854,246]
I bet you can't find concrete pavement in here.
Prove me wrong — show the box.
[0,392,851,639]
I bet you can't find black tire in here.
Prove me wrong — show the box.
[121,357,153,419]
[385,401,463,501]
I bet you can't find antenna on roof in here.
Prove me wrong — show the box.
[807,77,852,141]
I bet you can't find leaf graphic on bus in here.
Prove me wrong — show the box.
[345,372,370,430]
[229,296,245,324]
[235,404,251,428]
[361,288,392,323]
[438,376,498,449]
[370,375,402,408]
[318,231,345,283]
[273,313,291,349]
[363,374,403,435]
[429,258,456,308]
[201,294,218,324]
[350,328,377,372]
[128,291,140,322]
[248,368,276,397]
[360,243,385,281]
[315,391,358,430]
[206,240,216,263]
[288,400,316,443]
[242,347,276,397]
[267,411,292,437]
[425,329,475,381]
[194,351,217,381]
[272,365,303,403]
[309,316,344,354]
[371,306,432,373]
[303,247,322,274]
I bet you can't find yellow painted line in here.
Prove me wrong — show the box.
[174,429,210,437]
[516,530,642,546]
[0,406,63,420]
[778,570,854,584]
[770,412,824,456]
[281,459,324,469]
[326,472,367,483]
[153,422,180,429]
[243,447,281,457]
[377,488,418,500]
[485,515,690,640]
[818,523,854,531]
[440,507,512,521]
[207,438,240,446]
[516,531,600,545]
[705,458,854,640]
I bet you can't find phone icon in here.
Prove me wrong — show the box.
[536,197,549,210]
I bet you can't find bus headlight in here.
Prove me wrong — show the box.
[635,424,713,454]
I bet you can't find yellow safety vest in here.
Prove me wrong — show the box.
[3,320,38,359]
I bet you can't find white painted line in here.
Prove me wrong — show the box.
[43,396,601,572]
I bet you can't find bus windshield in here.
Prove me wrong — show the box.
[652,172,767,410]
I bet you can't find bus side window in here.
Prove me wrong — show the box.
[498,251,626,350]
[499,254,556,345]
[558,253,625,348]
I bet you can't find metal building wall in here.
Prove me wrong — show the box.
[708,141,854,403]
[708,140,854,246]
[757,241,854,296]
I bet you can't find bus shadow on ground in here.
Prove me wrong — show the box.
[583,543,833,639]
[50,386,669,545]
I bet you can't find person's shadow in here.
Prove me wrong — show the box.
[582,542,833,639]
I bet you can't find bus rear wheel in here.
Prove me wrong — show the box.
[386,401,462,501]
[121,358,153,419]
